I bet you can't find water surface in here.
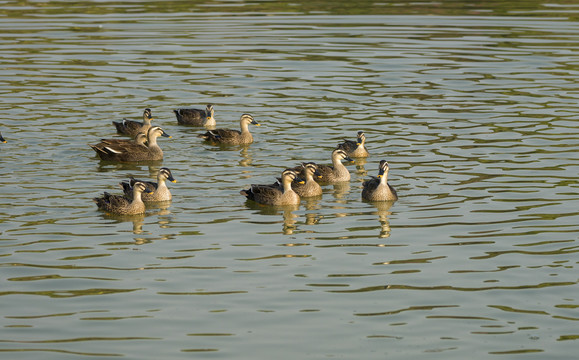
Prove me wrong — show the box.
[1,1,579,359]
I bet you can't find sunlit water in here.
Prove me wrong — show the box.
[1,1,579,359]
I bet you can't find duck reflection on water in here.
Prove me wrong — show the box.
[370,200,395,239]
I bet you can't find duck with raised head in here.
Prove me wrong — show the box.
[113,108,154,137]
[362,160,398,202]
[241,169,300,206]
[94,181,151,215]
[174,104,216,127]
[338,131,369,158]
[198,114,259,145]
[291,162,323,198]
[90,126,171,162]
[121,167,177,202]
[316,148,353,183]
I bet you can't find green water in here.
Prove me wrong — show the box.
[1,1,578,359]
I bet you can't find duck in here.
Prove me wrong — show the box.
[362,160,398,201]
[112,108,154,137]
[198,114,259,145]
[316,148,353,183]
[174,104,216,127]
[94,181,151,215]
[120,167,177,202]
[0,132,5,143]
[241,169,300,206]
[90,126,171,162]
[291,162,323,198]
[97,132,148,147]
[338,131,369,158]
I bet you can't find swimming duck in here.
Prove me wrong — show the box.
[94,181,151,215]
[198,114,259,145]
[174,104,216,127]
[291,162,323,198]
[113,108,154,137]
[97,132,148,147]
[90,126,171,162]
[316,148,353,183]
[241,169,300,206]
[338,131,369,158]
[0,132,5,143]
[362,160,398,201]
[120,167,177,202]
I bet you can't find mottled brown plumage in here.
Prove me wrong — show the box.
[337,131,369,158]
[291,162,322,198]
[90,126,171,162]
[316,149,353,183]
[94,181,151,215]
[362,160,398,202]
[97,132,148,147]
[198,114,259,145]
[113,108,154,137]
[121,167,177,202]
[174,104,216,127]
[241,169,300,206]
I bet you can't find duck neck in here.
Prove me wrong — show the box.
[157,177,167,190]
[332,156,346,172]
[147,134,159,148]
[240,121,250,134]
[282,178,294,194]
[379,171,391,191]
[132,189,143,204]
